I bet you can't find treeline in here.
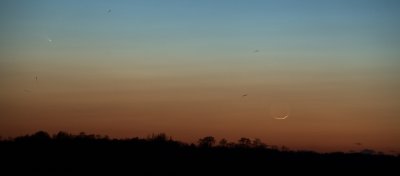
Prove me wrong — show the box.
[0,131,399,175]
[3,131,274,149]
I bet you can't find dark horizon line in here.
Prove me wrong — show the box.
[2,130,398,157]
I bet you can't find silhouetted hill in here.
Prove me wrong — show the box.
[1,131,399,175]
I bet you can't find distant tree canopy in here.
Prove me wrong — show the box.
[2,130,396,157]
[31,131,51,140]
[53,131,71,140]
[1,131,399,175]
[14,131,51,142]
[149,133,169,142]
[219,138,228,147]
[238,137,252,147]
[252,138,267,148]
[198,136,215,148]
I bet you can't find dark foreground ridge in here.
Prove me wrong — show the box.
[1,131,399,175]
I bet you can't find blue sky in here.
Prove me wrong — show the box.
[1,0,400,152]
[1,0,399,58]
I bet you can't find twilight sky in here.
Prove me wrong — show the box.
[1,0,400,153]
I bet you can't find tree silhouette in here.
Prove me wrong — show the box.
[198,136,215,148]
[238,137,251,148]
[361,149,377,155]
[252,138,266,148]
[30,131,51,142]
[149,133,169,142]
[53,131,72,140]
[281,145,289,151]
[1,130,398,175]
[219,138,228,147]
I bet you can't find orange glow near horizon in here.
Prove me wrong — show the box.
[1,1,400,154]
[1,59,399,153]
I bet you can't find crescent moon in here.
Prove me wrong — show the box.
[274,115,288,120]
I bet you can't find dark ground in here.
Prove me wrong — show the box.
[1,131,399,175]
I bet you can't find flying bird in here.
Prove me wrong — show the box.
[242,94,248,97]
[107,9,111,13]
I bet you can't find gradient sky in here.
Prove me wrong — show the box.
[1,0,400,153]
